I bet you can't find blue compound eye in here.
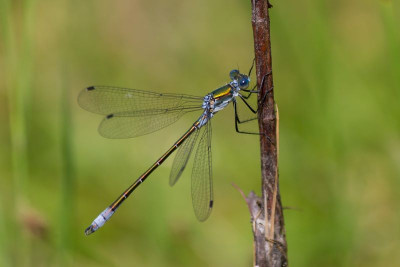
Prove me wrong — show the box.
[229,69,240,80]
[239,77,249,89]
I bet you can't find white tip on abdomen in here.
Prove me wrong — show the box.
[85,207,115,235]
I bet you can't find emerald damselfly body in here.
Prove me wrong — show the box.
[79,67,266,235]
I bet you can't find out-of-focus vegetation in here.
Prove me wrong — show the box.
[0,0,399,266]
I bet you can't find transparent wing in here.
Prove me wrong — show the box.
[78,86,204,138]
[99,110,190,138]
[169,128,201,186]
[78,86,203,115]
[191,121,213,221]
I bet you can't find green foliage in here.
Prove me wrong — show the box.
[0,0,399,266]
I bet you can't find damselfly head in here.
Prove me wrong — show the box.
[230,69,250,89]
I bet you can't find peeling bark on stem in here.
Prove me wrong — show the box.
[249,0,288,266]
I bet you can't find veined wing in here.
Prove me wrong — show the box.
[78,86,203,115]
[99,109,196,138]
[191,120,213,221]
[169,127,201,186]
[78,86,204,138]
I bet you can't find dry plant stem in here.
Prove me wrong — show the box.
[249,0,288,266]
[269,104,279,244]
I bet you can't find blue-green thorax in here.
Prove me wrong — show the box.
[196,69,250,128]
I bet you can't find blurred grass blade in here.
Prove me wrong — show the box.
[0,204,9,267]
[0,0,36,265]
[0,0,14,265]
[380,1,400,114]
[58,70,76,266]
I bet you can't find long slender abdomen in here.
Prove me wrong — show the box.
[84,122,200,235]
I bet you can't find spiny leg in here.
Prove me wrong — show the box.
[248,58,255,77]
[241,84,258,100]
[234,99,261,129]
[239,71,273,111]
[234,69,276,144]
[233,100,274,144]
[236,73,274,124]
[236,84,275,127]
[233,100,258,135]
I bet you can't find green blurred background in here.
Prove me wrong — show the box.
[1,0,399,266]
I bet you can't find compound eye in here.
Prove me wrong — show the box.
[229,69,240,80]
[239,77,249,89]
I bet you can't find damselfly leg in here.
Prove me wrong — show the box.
[234,70,275,136]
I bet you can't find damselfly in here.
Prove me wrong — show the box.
[79,67,269,235]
